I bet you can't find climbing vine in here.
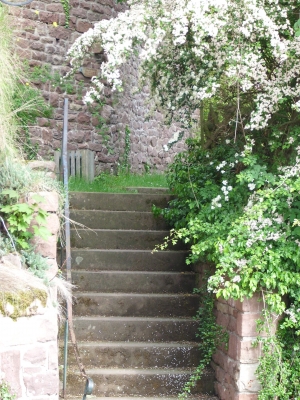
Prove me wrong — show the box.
[179,282,228,399]
[117,125,131,174]
[60,0,70,28]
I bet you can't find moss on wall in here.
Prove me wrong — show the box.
[0,288,47,320]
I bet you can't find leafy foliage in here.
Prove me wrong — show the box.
[12,80,53,160]
[117,125,131,174]
[0,381,15,400]
[179,282,228,399]
[0,191,49,250]
[21,250,50,282]
[155,135,300,398]
[254,307,300,400]
[0,159,64,280]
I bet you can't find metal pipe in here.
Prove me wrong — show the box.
[62,97,72,398]
[61,97,94,399]
[62,319,69,398]
[62,98,72,285]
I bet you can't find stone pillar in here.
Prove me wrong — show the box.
[213,293,263,400]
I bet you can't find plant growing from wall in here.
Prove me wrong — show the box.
[0,380,16,400]
[117,125,131,174]
[179,282,228,399]
[253,307,300,400]
[0,4,18,156]
[86,101,112,153]
[12,81,53,160]
[0,159,63,279]
[60,0,70,28]
[0,190,50,250]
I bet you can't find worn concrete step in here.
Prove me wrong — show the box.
[70,192,172,211]
[126,187,170,194]
[70,249,189,272]
[74,317,200,342]
[70,210,169,230]
[67,397,218,400]
[68,341,201,369]
[66,367,215,397]
[71,271,196,294]
[73,293,200,317]
[70,229,186,250]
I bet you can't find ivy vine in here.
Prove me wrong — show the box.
[60,0,70,28]
[179,280,228,399]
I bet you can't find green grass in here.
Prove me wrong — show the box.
[68,172,168,193]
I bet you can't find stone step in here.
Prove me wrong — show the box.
[70,192,172,211]
[66,367,215,397]
[67,397,219,400]
[70,229,186,250]
[67,341,201,369]
[70,249,189,272]
[126,187,170,194]
[73,293,200,317]
[70,210,169,230]
[74,317,200,342]
[71,271,197,294]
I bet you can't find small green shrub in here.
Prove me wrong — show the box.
[0,191,50,250]
[158,136,300,399]
[21,250,50,282]
[179,281,228,399]
[0,381,15,400]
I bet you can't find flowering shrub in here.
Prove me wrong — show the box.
[155,136,300,398]
[68,0,300,132]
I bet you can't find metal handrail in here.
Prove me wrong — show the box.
[61,97,94,399]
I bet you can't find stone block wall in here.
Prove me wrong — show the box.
[0,162,60,400]
[212,294,263,400]
[9,0,187,174]
[0,309,59,400]
[192,263,263,399]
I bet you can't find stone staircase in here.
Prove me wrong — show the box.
[64,189,217,399]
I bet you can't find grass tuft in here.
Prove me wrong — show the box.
[0,4,19,155]
[68,172,168,193]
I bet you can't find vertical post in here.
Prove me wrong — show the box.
[62,97,72,398]
[75,150,81,177]
[81,150,88,180]
[70,150,76,177]
[54,151,61,180]
[62,97,72,284]
[88,150,95,181]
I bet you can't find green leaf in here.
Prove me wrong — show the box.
[1,189,18,199]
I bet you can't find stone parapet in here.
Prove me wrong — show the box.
[0,309,59,399]
[0,183,60,399]
[213,294,263,400]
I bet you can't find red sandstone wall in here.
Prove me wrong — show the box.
[9,0,186,173]
[213,294,263,400]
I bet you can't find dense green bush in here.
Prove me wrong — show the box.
[155,134,300,398]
